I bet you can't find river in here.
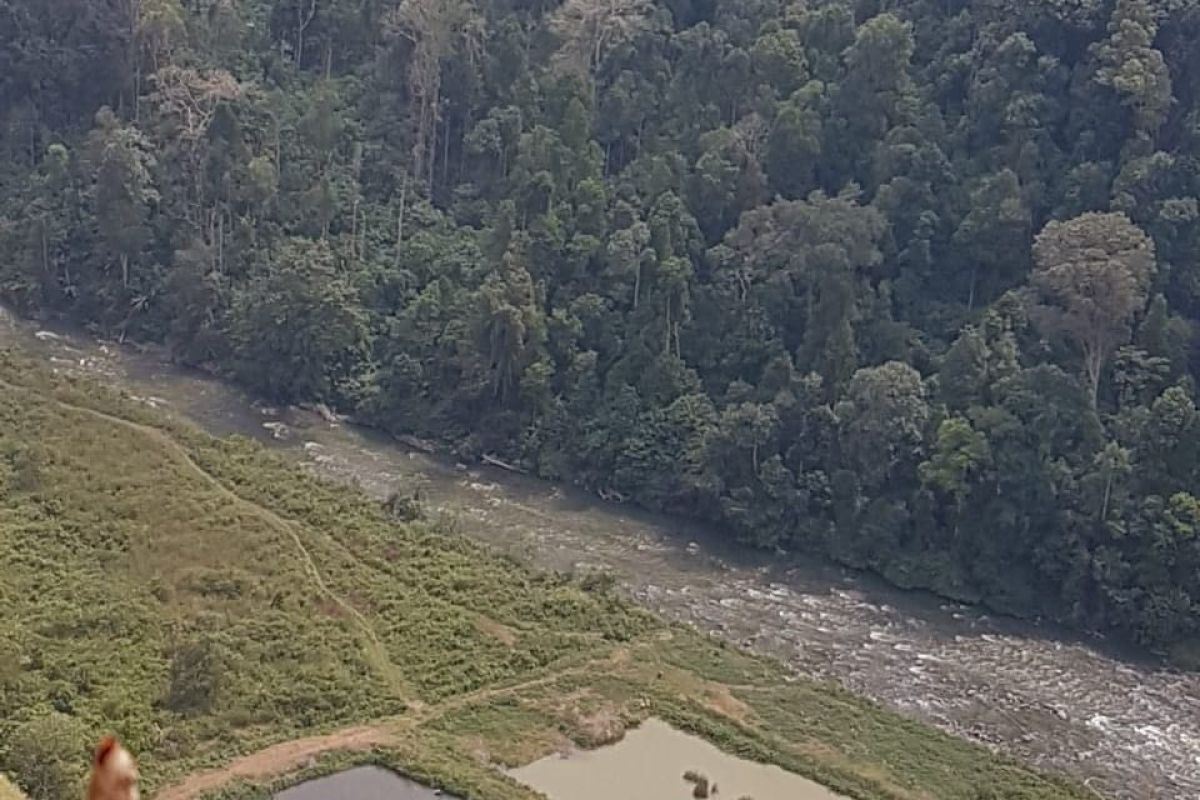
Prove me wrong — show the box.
[2,306,1197,799]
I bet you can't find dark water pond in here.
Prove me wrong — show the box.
[273,767,456,800]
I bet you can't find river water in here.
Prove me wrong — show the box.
[2,307,1197,799]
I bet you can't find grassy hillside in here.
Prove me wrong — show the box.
[0,351,1089,800]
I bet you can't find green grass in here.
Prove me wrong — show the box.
[0,351,1094,800]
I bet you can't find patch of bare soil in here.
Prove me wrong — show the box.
[475,615,519,646]
[154,726,398,800]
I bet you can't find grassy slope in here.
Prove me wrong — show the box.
[0,351,1091,800]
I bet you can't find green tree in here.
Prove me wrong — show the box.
[719,190,886,391]
[1093,440,1132,522]
[1031,212,1156,408]
[1091,0,1172,141]
[837,361,929,489]
[549,0,658,88]
[829,13,914,179]
[16,143,76,306]
[472,242,546,405]
[163,637,224,716]
[713,401,779,475]
[84,107,158,291]
[939,326,989,411]
[765,84,823,198]
[920,417,991,511]
[230,238,367,402]
[384,0,484,191]
[950,170,1031,308]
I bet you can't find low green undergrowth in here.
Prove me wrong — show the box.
[0,354,1093,800]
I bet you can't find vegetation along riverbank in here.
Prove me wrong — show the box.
[0,354,1093,799]
[4,0,1200,654]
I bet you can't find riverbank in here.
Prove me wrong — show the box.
[0,310,1162,658]
[0,353,1092,800]
[2,308,1198,798]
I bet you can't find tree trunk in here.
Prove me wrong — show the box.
[1085,343,1103,410]
[134,58,142,122]
[130,0,141,120]
[121,253,130,288]
[442,108,452,189]
[207,207,216,263]
[413,94,429,189]
[427,90,440,192]
[395,177,408,266]
[1101,471,1113,521]
[296,0,317,68]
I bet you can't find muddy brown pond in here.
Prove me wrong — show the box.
[510,718,845,800]
[3,307,1198,799]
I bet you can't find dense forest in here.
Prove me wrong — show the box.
[2,0,1200,652]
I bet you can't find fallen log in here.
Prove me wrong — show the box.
[482,453,525,474]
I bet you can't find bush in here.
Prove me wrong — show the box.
[1,714,89,800]
[163,638,224,716]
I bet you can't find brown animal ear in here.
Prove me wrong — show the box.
[94,736,119,766]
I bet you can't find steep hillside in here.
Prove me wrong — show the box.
[0,351,1091,800]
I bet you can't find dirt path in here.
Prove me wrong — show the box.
[153,726,400,800]
[2,376,630,800]
[152,651,629,800]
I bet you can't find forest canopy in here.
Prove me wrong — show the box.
[2,0,1200,652]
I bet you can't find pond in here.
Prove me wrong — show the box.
[509,719,845,800]
[273,766,457,800]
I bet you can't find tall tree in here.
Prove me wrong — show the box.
[950,169,1031,308]
[837,360,929,489]
[385,0,484,191]
[84,106,158,292]
[230,238,367,402]
[1091,0,1172,144]
[472,237,546,405]
[1031,212,1156,408]
[549,0,657,90]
